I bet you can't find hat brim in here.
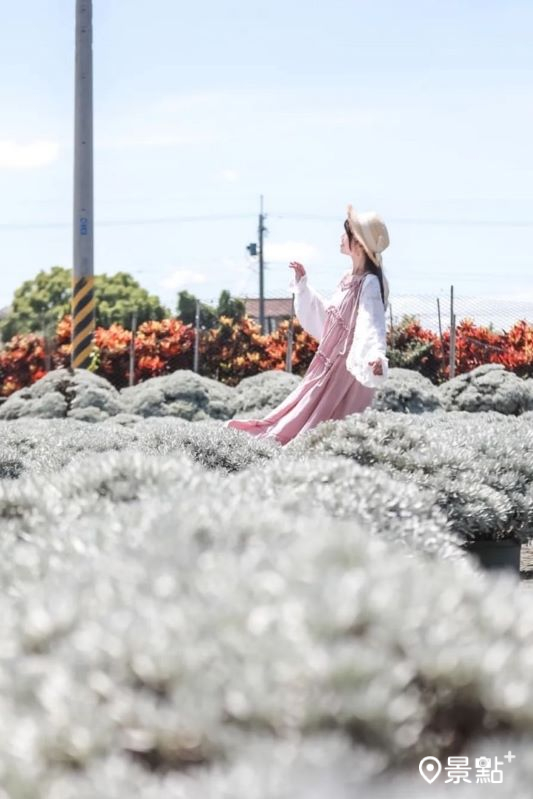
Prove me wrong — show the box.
[346,205,382,267]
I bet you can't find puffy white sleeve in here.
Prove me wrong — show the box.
[346,275,389,388]
[288,273,328,342]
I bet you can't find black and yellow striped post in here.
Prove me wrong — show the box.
[71,275,95,368]
[71,0,94,370]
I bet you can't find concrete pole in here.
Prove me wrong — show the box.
[71,0,95,370]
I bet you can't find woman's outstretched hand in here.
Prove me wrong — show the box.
[368,359,383,376]
[289,261,306,283]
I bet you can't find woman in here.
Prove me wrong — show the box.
[225,205,390,445]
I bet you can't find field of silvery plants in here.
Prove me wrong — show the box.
[1,363,533,797]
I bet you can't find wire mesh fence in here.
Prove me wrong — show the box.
[196,287,533,375]
[1,287,531,392]
[386,289,533,377]
[388,292,533,336]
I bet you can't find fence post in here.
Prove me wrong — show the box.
[40,313,52,373]
[194,299,200,373]
[436,297,446,371]
[128,309,137,387]
[286,294,295,373]
[449,286,456,379]
[451,312,457,378]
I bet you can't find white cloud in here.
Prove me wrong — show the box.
[220,256,251,274]
[95,93,225,151]
[0,139,60,169]
[159,268,208,291]
[152,92,229,114]
[218,256,257,296]
[98,132,217,150]
[218,169,239,182]
[264,241,320,264]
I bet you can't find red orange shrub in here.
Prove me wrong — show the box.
[1,313,532,398]
[0,333,47,396]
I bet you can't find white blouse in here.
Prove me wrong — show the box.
[288,270,389,388]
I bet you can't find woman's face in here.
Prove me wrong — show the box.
[340,229,360,256]
[340,231,350,254]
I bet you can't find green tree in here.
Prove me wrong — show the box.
[95,271,170,329]
[176,289,246,329]
[216,289,246,321]
[176,290,218,329]
[0,266,171,341]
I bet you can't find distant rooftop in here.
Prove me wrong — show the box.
[244,297,293,318]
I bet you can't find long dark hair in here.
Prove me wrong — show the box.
[344,219,386,307]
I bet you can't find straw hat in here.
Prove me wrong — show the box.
[346,205,390,268]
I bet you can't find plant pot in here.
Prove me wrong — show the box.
[463,538,521,574]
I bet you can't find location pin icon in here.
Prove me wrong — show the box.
[419,756,442,784]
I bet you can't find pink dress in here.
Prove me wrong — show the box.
[225,270,390,445]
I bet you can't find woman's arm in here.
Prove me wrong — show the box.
[288,272,328,342]
[346,275,389,387]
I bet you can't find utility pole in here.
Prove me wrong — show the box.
[71,0,95,370]
[258,195,267,334]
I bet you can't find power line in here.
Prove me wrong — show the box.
[0,213,256,231]
[1,212,533,232]
[296,269,533,279]
[271,214,533,228]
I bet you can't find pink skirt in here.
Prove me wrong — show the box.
[225,278,376,445]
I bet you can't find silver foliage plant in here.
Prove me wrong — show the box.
[7,734,533,798]
[1,367,533,795]
[0,417,137,478]
[228,455,466,562]
[438,364,533,415]
[1,450,533,796]
[230,370,303,418]
[0,369,302,425]
[371,367,444,413]
[120,370,236,421]
[3,401,533,539]
[0,416,280,479]
[129,417,280,473]
[0,368,124,421]
[372,365,533,417]
[1,365,532,422]
[287,408,533,543]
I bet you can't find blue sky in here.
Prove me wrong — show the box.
[1,0,532,328]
